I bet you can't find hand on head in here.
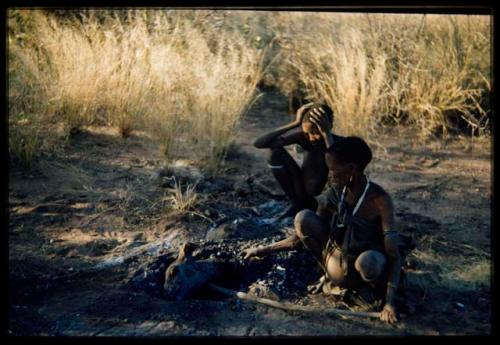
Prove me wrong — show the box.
[307,106,332,134]
[295,102,315,124]
[300,104,334,142]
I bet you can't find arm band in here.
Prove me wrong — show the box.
[267,163,285,169]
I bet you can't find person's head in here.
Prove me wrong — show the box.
[325,136,372,186]
[301,103,334,143]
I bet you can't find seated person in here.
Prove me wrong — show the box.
[254,102,342,220]
[243,136,401,324]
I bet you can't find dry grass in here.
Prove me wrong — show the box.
[8,10,491,168]
[410,239,491,294]
[168,177,199,212]
[8,9,264,171]
[265,13,491,141]
[8,118,40,168]
[441,260,491,292]
[285,27,387,137]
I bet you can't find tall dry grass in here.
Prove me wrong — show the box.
[286,27,387,137]
[8,9,264,172]
[264,12,491,141]
[8,10,491,169]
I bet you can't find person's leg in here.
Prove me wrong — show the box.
[301,156,329,211]
[294,209,329,264]
[324,248,347,287]
[354,250,387,287]
[294,209,353,291]
[309,250,348,295]
[267,147,309,217]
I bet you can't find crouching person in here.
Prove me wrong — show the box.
[243,136,401,324]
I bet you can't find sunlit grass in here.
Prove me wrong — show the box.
[8,10,491,168]
[265,12,491,141]
[8,9,263,171]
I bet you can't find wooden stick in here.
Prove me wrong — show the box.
[209,283,381,319]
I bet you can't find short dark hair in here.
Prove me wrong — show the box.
[326,136,372,172]
[303,103,334,124]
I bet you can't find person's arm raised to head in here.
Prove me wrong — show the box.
[253,102,314,149]
[307,107,335,149]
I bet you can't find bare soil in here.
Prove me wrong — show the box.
[8,91,491,336]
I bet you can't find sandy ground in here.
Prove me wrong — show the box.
[8,91,491,336]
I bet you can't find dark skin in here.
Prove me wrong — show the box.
[254,103,337,217]
[243,153,401,324]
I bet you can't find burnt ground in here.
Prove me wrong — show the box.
[8,91,491,336]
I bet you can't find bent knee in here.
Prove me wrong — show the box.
[304,182,324,197]
[267,147,287,165]
[355,250,386,282]
[294,209,317,237]
[326,253,346,286]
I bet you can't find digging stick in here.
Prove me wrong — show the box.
[209,283,381,319]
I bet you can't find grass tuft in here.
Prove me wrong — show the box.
[168,177,199,213]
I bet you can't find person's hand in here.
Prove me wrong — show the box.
[242,246,265,260]
[307,106,332,136]
[380,303,398,324]
[295,102,315,124]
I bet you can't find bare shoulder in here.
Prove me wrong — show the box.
[368,181,389,196]
[368,181,393,207]
[368,181,395,230]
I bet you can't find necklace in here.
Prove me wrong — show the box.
[336,175,370,227]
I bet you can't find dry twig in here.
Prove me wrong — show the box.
[209,283,381,319]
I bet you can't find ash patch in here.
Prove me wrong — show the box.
[204,200,294,242]
[126,250,177,297]
[126,236,320,300]
[242,246,320,300]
